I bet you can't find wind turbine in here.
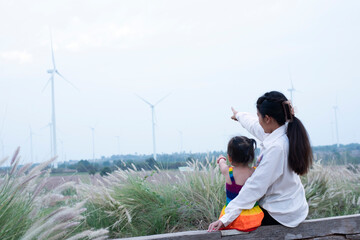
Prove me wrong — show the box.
[330,121,334,145]
[333,105,340,148]
[136,93,171,160]
[58,139,66,163]
[42,31,78,168]
[0,139,4,160]
[287,70,296,104]
[29,126,35,163]
[90,126,96,163]
[40,122,53,158]
[115,136,121,156]
[177,130,183,153]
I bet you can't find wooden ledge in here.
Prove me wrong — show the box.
[115,214,360,240]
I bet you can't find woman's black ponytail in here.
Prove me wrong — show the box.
[257,91,313,175]
[287,117,312,175]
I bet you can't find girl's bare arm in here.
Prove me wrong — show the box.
[217,156,229,175]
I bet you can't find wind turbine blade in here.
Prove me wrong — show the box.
[55,71,79,91]
[50,32,56,69]
[42,77,52,93]
[154,93,171,106]
[135,94,153,106]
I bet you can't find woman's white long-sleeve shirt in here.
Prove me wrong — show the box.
[219,112,308,227]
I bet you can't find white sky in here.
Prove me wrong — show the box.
[0,0,359,163]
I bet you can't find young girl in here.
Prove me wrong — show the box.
[217,136,264,231]
[208,91,312,232]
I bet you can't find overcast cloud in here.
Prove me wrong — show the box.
[0,0,359,164]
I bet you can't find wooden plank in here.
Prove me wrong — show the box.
[346,234,360,240]
[113,214,360,240]
[220,229,249,236]
[312,236,346,240]
[304,214,360,223]
[116,230,221,240]
[221,214,360,240]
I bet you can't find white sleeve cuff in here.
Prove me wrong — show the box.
[219,216,230,227]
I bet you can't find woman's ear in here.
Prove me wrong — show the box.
[264,115,271,124]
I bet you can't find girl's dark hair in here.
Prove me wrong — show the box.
[227,136,257,165]
[256,91,313,175]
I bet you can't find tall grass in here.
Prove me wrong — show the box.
[81,158,360,238]
[0,148,108,240]
[303,161,360,219]
[5,148,357,239]
[79,159,225,238]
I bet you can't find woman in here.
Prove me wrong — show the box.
[208,91,312,231]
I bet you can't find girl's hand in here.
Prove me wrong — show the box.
[217,156,226,164]
[208,220,225,232]
[231,107,238,121]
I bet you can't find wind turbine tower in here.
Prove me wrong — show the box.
[29,126,34,162]
[136,94,170,160]
[177,130,183,153]
[115,136,120,156]
[40,122,53,158]
[48,44,58,167]
[287,71,296,104]
[1,140,4,160]
[333,106,340,147]
[43,32,77,167]
[91,127,95,163]
[49,122,53,157]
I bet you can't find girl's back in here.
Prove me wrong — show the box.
[224,165,254,186]
[215,136,264,232]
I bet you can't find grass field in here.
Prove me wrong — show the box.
[1,150,360,239]
[78,159,360,238]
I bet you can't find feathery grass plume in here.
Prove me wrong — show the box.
[1,148,109,240]
[80,157,225,238]
[176,158,224,229]
[80,156,359,238]
[0,156,9,167]
[10,147,20,165]
[0,148,36,240]
[21,199,109,240]
[303,161,360,219]
[16,163,33,177]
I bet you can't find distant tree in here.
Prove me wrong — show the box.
[76,160,99,174]
[88,168,96,175]
[103,161,111,167]
[76,160,92,172]
[145,157,157,169]
[100,167,112,177]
